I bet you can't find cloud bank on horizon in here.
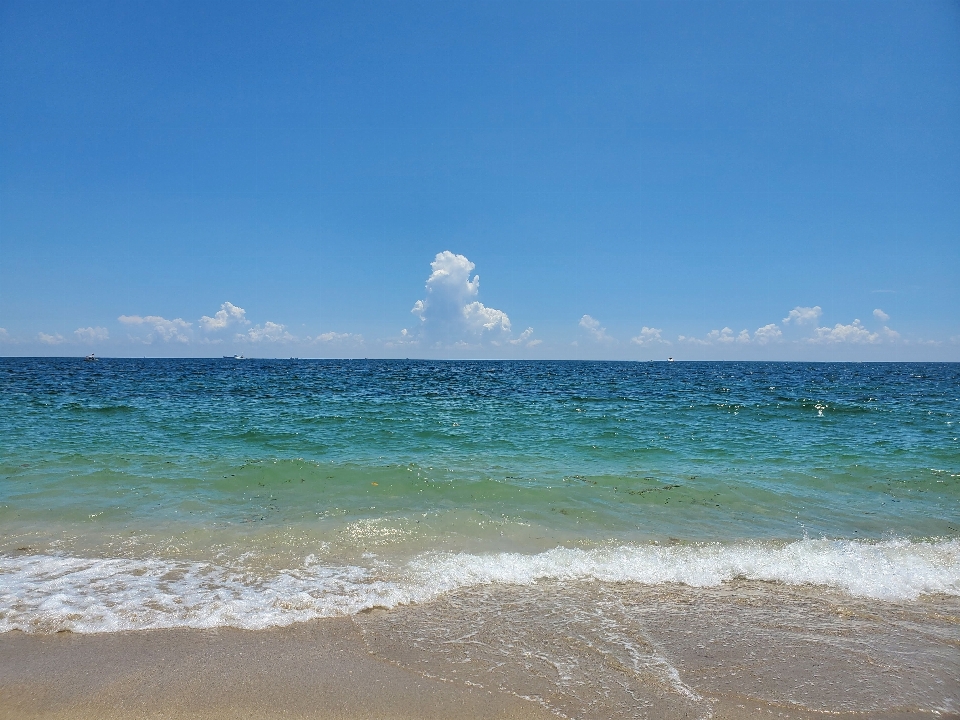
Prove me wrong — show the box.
[0,254,952,358]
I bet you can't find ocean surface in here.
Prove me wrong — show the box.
[1,358,958,636]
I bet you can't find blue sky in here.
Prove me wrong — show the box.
[1,0,958,359]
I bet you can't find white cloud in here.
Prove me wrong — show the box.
[809,319,880,344]
[630,326,669,346]
[385,328,419,348]
[680,324,780,346]
[881,326,900,340]
[705,327,744,344]
[508,327,536,346]
[38,332,65,345]
[873,308,890,322]
[579,315,615,343]
[241,321,295,343]
[0,328,12,344]
[316,331,363,344]
[199,302,249,331]
[118,314,192,343]
[407,251,521,346]
[463,301,511,334]
[783,306,823,325]
[74,326,109,343]
[753,323,782,345]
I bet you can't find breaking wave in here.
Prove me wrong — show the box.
[2,538,957,633]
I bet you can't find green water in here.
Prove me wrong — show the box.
[1,359,958,632]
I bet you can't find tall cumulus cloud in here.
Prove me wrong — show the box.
[405,251,534,347]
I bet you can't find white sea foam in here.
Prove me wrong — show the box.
[412,538,960,601]
[2,538,958,633]
[0,555,412,634]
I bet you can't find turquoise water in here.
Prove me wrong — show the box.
[1,359,958,632]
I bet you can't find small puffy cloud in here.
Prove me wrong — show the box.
[881,326,900,340]
[753,323,782,345]
[38,332,65,345]
[119,314,192,343]
[809,319,879,344]
[873,308,890,322]
[705,327,745,344]
[316,331,363,344]
[508,327,537,346]
[407,251,521,346]
[579,315,600,332]
[241,321,295,343]
[0,328,12,344]
[579,315,614,343]
[705,328,731,343]
[783,306,823,325]
[74,326,109,343]
[680,325,779,346]
[630,327,669,346]
[199,302,249,331]
[386,328,419,348]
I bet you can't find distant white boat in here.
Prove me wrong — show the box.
[668,357,674,362]
[223,355,245,360]
[84,353,97,362]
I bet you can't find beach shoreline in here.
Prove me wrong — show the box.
[2,581,957,720]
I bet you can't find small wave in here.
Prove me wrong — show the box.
[1,538,957,634]
[62,402,135,413]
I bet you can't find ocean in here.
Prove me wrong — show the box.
[2,358,958,716]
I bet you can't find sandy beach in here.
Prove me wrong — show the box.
[3,581,957,720]
[4,0,960,707]
[0,618,553,720]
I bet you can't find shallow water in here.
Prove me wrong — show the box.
[1,359,958,634]
[356,580,960,719]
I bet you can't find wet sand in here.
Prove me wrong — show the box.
[2,582,958,720]
[0,618,552,720]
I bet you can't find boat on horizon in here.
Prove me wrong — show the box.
[84,353,97,362]
[223,355,246,360]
